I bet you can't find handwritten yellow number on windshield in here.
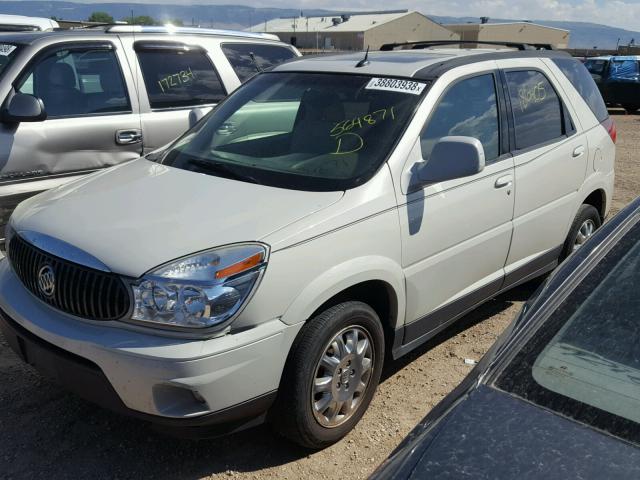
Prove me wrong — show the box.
[330,106,396,137]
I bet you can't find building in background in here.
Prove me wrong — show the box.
[445,21,570,49]
[247,10,459,51]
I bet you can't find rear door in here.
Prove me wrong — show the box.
[496,59,587,286]
[0,38,141,242]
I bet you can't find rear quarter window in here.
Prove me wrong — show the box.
[221,43,297,82]
[552,57,609,123]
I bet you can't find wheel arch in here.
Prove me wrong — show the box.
[279,256,406,342]
[583,188,607,221]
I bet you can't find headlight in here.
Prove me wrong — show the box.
[131,243,268,331]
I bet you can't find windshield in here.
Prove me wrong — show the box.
[0,43,19,77]
[496,220,640,445]
[160,72,427,191]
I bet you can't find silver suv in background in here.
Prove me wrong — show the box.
[0,25,299,245]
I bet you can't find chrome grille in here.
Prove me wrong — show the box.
[7,234,130,320]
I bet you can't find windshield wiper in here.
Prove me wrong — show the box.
[186,158,262,185]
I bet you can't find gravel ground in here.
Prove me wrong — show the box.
[0,112,638,480]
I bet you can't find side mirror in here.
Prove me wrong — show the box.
[2,93,47,123]
[416,136,485,185]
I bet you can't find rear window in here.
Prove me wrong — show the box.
[496,220,640,446]
[221,43,297,82]
[609,58,640,80]
[136,47,226,109]
[553,57,609,123]
[505,70,565,150]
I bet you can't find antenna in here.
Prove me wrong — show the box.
[355,45,370,68]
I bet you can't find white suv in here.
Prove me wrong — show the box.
[0,43,615,448]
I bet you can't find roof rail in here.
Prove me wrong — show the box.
[380,40,555,51]
[105,25,280,41]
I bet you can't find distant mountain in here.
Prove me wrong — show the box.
[0,1,637,49]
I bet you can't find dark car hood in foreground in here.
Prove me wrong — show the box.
[377,385,640,479]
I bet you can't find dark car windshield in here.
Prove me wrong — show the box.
[496,219,640,445]
[160,72,427,191]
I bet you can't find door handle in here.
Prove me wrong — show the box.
[495,175,513,189]
[573,145,586,158]
[116,129,142,145]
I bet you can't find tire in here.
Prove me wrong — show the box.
[271,301,385,449]
[561,204,602,260]
[624,105,640,114]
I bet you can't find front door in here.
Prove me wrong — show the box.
[0,40,141,241]
[399,72,515,344]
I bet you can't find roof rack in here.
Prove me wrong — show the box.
[380,40,555,51]
[104,25,280,41]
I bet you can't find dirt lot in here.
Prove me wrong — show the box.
[1,113,638,480]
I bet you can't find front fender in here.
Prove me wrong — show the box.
[280,255,406,329]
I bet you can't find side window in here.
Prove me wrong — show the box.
[421,74,500,163]
[505,70,564,151]
[136,46,226,109]
[17,47,131,118]
[221,43,297,83]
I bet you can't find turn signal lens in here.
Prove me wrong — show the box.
[215,252,264,279]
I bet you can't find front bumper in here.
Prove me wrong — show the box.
[0,259,302,435]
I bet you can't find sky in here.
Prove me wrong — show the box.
[46,0,640,31]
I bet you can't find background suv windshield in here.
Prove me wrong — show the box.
[160,72,426,191]
[497,221,640,445]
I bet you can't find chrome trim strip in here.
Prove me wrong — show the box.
[17,231,111,272]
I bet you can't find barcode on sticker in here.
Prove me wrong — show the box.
[365,78,426,95]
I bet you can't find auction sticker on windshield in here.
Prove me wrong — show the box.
[365,78,426,95]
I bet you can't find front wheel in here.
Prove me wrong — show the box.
[271,301,385,449]
[561,204,602,260]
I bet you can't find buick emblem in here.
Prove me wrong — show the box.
[37,265,56,298]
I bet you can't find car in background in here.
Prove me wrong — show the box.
[0,25,299,246]
[372,195,640,479]
[0,14,58,32]
[585,55,640,113]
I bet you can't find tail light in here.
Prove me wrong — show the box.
[602,117,617,144]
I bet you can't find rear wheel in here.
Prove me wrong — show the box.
[561,204,601,260]
[271,301,384,449]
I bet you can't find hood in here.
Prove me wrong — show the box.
[11,159,343,277]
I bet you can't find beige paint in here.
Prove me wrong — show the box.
[447,23,570,49]
[364,12,459,50]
